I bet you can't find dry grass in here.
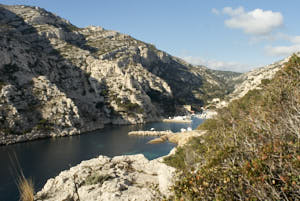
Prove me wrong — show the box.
[9,153,35,201]
[17,176,34,201]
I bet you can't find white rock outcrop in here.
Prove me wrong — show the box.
[35,154,176,201]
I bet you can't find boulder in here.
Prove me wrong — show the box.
[35,154,176,201]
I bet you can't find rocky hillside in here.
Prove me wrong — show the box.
[204,54,297,109]
[227,54,297,102]
[199,66,241,93]
[165,54,300,200]
[0,4,236,144]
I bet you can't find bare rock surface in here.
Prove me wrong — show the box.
[35,154,176,201]
[0,4,236,145]
[167,130,206,146]
[196,110,218,119]
[146,130,206,147]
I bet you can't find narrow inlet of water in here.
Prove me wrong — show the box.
[0,117,203,201]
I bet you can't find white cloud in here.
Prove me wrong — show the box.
[213,6,300,58]
[263,33,300,56]
[249,32,288,44]
[182,56,252,72]
[222,7,283,35]
[223,6,245,16]
[211,8,220,15]
[265,44,300,56]
[289,35,300,44]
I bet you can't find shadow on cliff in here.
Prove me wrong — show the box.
[141,60,205,113]
[0,5,128,134]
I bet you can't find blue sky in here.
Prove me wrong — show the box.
[2,0,300,72]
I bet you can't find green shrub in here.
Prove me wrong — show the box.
[164,147,186,169]
[0,80,6,91]
[260,78,271,86]
[197,119,218,131]
[100,89,108,96]
[115,98,144,114]
[36,119,53,131]
[85,173,112,185]
[3,63,19,74]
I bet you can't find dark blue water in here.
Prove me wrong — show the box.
[0,117,203,201]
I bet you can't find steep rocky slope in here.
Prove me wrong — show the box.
[204,54,298,109]
[227,54,297,102]
[0,4,236,144]
[199,66,241,94]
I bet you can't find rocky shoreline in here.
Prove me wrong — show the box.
[0,116,165,146]
[33,127,206,200]
[0,114,197,146]
[128,129,206,147]
[0,124,106,146]
[35,154,176,201]
[0,128,78,146]
[148,130,206,146]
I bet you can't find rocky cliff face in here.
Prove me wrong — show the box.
[0,4,236,144]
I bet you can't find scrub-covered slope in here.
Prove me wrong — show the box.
[165,54,300,200]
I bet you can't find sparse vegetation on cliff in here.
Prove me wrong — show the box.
[35,119,53,131]
[0,80,6,91]
[0,4,241,145]
[165,54,300,200]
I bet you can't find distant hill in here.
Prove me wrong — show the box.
[0,4,238,144]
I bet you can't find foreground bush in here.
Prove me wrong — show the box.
[165,54,300,200]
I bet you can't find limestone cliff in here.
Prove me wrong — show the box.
[0,4,236,144]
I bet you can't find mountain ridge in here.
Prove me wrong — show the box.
[0,4,239,144]
[204,53,299,109]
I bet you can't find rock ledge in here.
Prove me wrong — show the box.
[35,154,176,201]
